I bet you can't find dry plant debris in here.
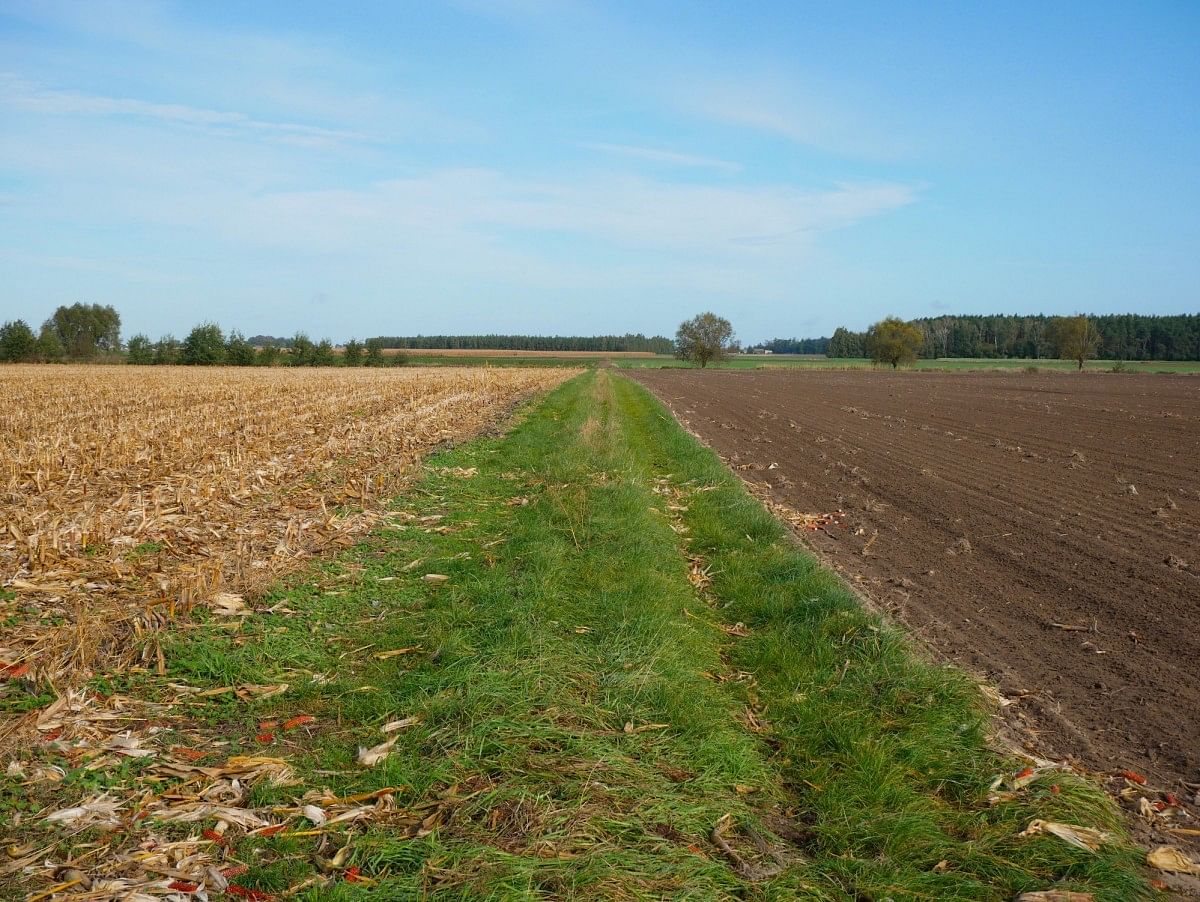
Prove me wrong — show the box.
[1,364,573,900]
[1146,844,1200,875]
[1019,819,1114,852]
[1,672,457,899]
[0,365,571,740]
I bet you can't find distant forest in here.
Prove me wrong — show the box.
[368,334,675,353]
[822,313,1200,361]
[7,306,1199,366]
[751,337,831,354]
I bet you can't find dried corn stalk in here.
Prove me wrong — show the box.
[0,365,572,731]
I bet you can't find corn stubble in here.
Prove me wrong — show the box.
[0,364,571,707]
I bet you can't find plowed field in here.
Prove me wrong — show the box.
[632,368,1200,796]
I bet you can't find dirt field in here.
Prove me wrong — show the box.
[632,369,1200,801]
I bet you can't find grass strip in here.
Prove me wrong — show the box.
[56,370,1141,900]
[608,372,1146,900]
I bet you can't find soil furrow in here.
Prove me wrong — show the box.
[631,368,1200,817]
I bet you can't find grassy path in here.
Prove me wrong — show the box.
[22,371,1142,900]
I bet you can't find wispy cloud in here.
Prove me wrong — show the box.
[0,249,173,283]
[580,141,741,172]
[671,74,914,159]
[112,169,918,259]
[0,0,930,338]
[0,74,367,147]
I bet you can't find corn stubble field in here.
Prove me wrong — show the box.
[0,365,570,707]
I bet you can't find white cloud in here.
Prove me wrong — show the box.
[0,74,367,147]
[580,142,741,172]
[0,0,926,338]
[670,74,914,159]
[109,169,917,260]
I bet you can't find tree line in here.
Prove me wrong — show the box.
[2,306,679,367]
[824,313,1199,360]
[749,336,832,355]
[859,314,1113,370]
[126,326,402,367]
[673,312,1118,371]
[0,306,404,367]
[370,333,674,353]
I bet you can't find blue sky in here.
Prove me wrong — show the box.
[1,1,1197,342]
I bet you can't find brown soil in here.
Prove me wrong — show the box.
[632,368,1200,858]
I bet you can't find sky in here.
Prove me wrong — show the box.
[1,1,1197,343]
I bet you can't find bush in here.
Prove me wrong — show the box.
[289,332,315,366]
[225,331,256,366]
[313,339,336,367]
[36,323,66,362]
[126,334,154,365]
[0,320,37,362]
[256,345,282,367]
[182,323,227,365]
[365,339,386,367]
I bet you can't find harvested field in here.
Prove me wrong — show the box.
[632,369,1200,804]
[0,365,572,702]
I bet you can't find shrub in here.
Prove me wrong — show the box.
[126,334,154,365]
[182,323,227,365]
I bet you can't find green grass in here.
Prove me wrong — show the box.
[15,371,1144,900]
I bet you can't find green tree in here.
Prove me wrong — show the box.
[343,338,363,366]
[153,335,180,365]
[35,322,65,362]
[0,320,37,362]
[365,338,386,367]
[390,349,409,367]
[49,303,122,358]
[827,326,867,358]
[1051,314,1101,371]
[674,312,734,368]
[290,332,315,366]
[313,339,336,367]
[126,333,154,365]
[256,344,281,367]
[866,317,924,369]
[225,330,256,366]
[182,323,227,365]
